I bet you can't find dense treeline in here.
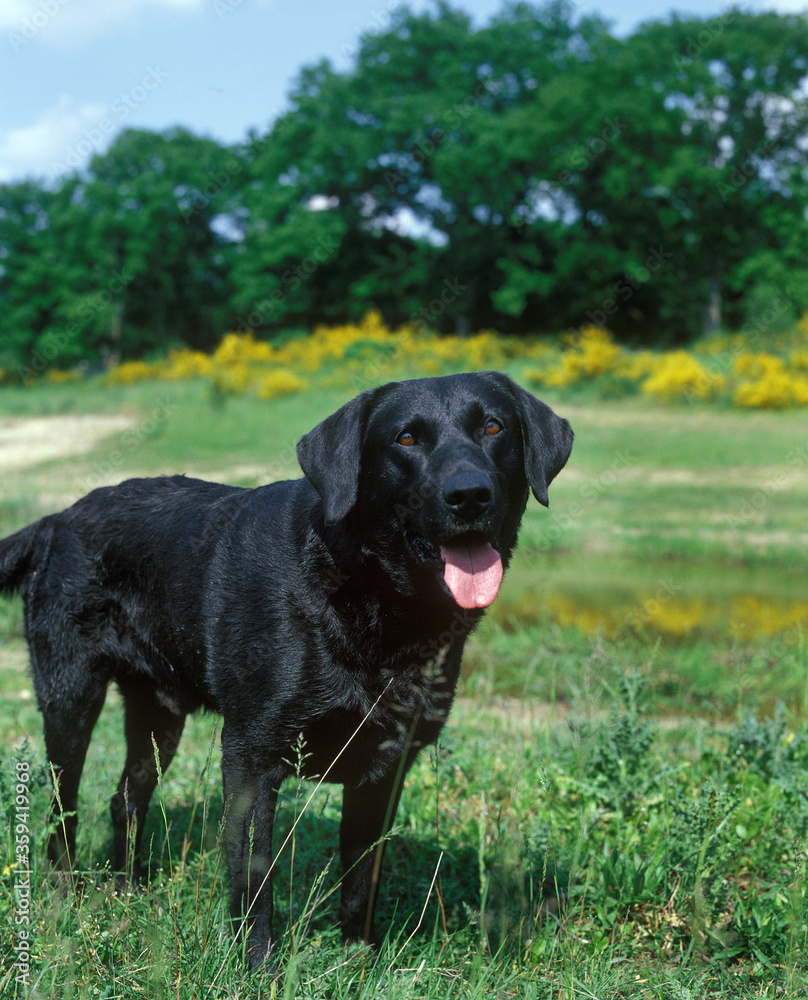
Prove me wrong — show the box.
[2,1,808,370]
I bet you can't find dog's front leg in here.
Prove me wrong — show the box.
[338,772,404,946]
[222,748,284,968]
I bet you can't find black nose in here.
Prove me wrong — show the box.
[442,471,493,518]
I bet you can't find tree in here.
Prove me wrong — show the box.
[235,1,808,341]
[535,8,808,337]
[0,128,240,373]
[82,127,240,356]
[0,177,100,374]
[3,3,808,359]
[234,1,611,335]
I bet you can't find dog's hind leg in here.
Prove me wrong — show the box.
[220,737,286,968]
[111,679,186,881]
[40,674,108,873]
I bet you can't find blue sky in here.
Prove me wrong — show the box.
[1,0,805,183]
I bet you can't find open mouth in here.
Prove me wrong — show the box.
[409,532,504,610]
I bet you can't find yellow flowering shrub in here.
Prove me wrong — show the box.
[732,353,808,408]
[257,370,308,400]
[615,351,657,381]
[162,348,215,380]
[733,352,783,379]
[546,594,619,637]
[103,332,308,400]
[211,361,253,396]
[105,359,161,386]
[42,307,808,410]
[546,594,720,639]
[546,591,808,640]
[641,352,722,401]
[729,595,808,639]
[646,598,718,638]
[790,348,808,372]
[566,326,622,376]
[213,332,275,367]
[279,312,395,372]
[44,369,82,384]
[536,326,623,388]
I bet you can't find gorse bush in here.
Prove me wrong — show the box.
[546,592,808,643]
[527,324,808,408]
[14,309,808,409]
[731,353,808,408]
[536,325,625,386]
[642,350,722,401]
[100,311,525,400]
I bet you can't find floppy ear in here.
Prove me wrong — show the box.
[296,388,376,524]
[510,380,574,507]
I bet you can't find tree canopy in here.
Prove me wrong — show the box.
[2,1,808,370]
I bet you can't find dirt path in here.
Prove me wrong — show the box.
[0,414,137,472]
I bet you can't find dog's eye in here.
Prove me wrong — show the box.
[396,431,416,447]
[484,419,503,437]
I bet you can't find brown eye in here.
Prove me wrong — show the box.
[397,431,416,446]
[484,419,503,436]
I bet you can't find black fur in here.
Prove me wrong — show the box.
[0,371,572,966]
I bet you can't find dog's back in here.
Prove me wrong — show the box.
[0,476,251,712]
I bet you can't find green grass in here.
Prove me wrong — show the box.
[4,684,808,997]
[1,376,807,997]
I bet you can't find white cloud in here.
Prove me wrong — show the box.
[0,96,110,182]
[0,0,206,44]
[762,0,808,11]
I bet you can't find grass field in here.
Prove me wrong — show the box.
[1,370,807,998]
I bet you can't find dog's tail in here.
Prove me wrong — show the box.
[0,521,43,595]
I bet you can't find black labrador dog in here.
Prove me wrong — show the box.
[0,371,572,966]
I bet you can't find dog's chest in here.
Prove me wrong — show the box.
[293,663,450,784]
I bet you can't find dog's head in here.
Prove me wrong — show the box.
[297,372,573,609]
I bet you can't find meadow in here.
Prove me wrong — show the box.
[1,318,807,998]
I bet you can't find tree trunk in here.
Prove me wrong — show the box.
[703,264,722,334]
[453,313,471,337]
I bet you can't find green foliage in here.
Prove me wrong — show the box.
[4,4,808,371]
[0,128,237,371]
[6,683,808,996]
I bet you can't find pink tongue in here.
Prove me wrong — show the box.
[440,541,504,610]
